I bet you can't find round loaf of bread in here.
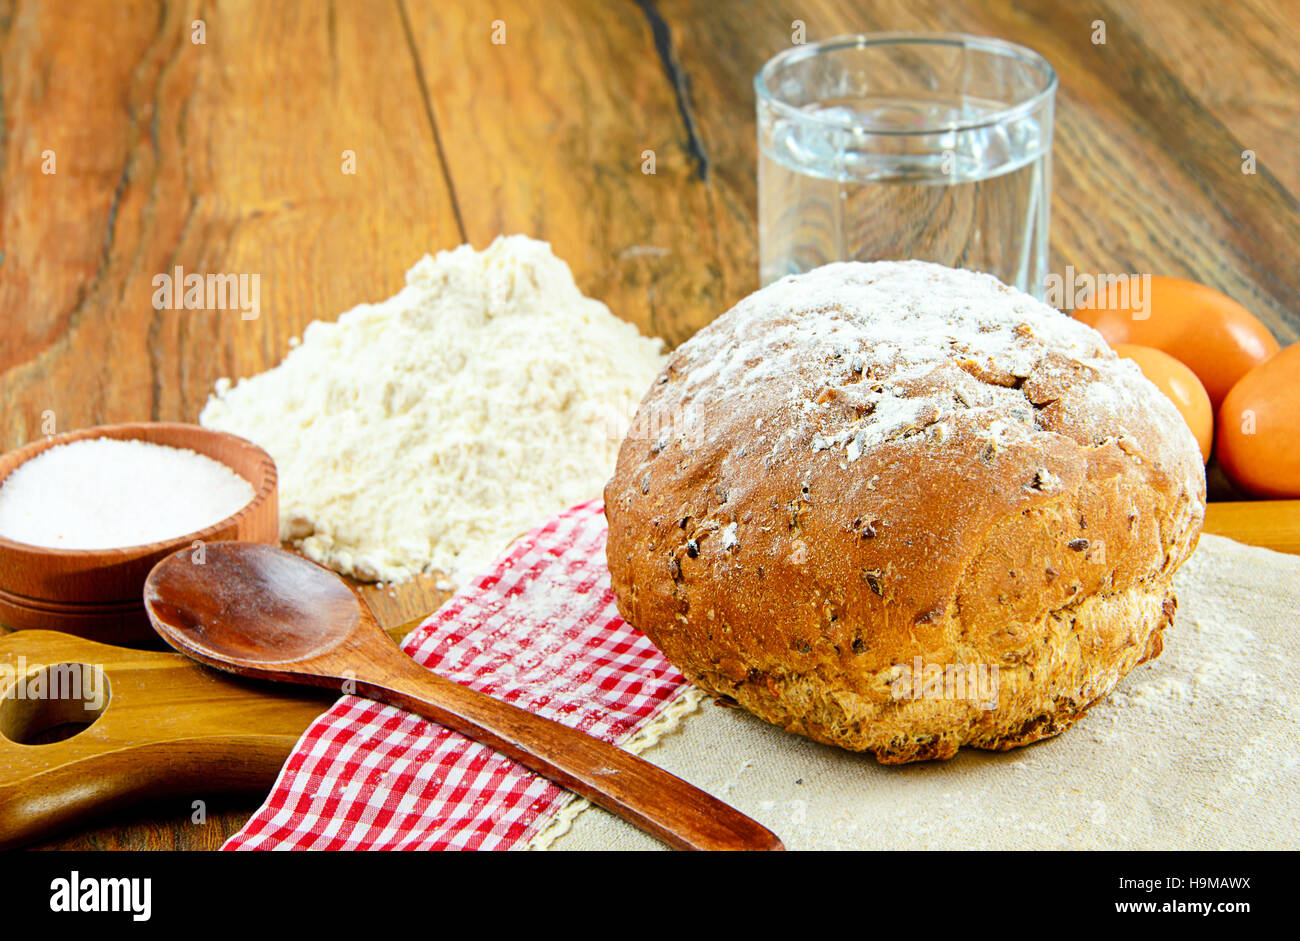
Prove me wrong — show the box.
[605,261,1205,763]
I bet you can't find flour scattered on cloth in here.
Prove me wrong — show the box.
[200,236,665,584]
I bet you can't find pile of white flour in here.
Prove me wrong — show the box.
[200,236,665,585]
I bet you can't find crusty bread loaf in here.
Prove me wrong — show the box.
[605,261,1205,763]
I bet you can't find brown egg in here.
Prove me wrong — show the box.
[1112,343,1213,462]
[1074,276,1278,409]
[1216,343,1300,498]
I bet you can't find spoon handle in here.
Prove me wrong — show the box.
[352,655,783,851]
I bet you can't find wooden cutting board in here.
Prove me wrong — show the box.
[0,629,338,849]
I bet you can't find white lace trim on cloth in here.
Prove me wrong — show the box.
[525,686,709,850]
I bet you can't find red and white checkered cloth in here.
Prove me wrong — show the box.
[224,499,689,850]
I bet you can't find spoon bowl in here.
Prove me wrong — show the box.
[146,542,360,669]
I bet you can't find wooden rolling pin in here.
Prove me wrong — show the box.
[1205,499,1300,555]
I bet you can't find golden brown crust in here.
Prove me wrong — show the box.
[605,261,1205,763]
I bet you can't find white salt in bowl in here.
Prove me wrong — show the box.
[0,423,278,645]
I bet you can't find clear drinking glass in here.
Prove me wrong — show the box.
[756,33,1057,297]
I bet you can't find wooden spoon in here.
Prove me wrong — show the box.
[142,541,783,851]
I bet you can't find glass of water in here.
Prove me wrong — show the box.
[756,33,1057,297]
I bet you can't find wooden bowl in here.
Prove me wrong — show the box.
[0,423,278,644]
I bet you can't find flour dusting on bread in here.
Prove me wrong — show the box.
[668,262,1200,498]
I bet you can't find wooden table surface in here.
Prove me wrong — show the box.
[3,0,1298,849]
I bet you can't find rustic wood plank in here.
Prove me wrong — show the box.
[5,0,1300,850]
[398,0,754,348]
[1116,0,1300,196]
[0,0,166,428]
[26,797,261,851]
[0,0,464,452]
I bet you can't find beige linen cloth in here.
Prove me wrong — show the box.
[534,534,1299,850]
